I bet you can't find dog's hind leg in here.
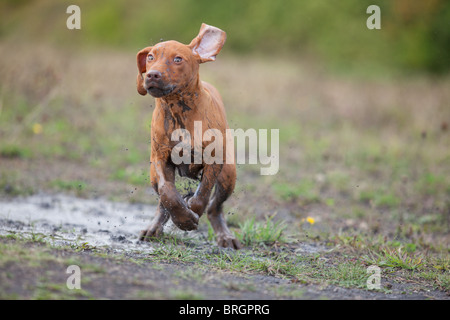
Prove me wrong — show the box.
[206,163,242,249]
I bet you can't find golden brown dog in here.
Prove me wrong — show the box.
[136,23,241,249]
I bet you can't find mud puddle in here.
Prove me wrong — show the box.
[0,193,328,255]
[0,193,168,254]
[2,193,447,300]
[0,192,329,259]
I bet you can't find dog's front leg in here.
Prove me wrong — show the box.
[139,203,170,241]
[153,160,200,231]
[187,164,223,216]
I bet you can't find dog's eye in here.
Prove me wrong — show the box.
[147,54,154,61]
[173,56,183,63]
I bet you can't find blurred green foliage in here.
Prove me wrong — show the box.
[0,0,449,74]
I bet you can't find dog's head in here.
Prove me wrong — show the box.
[136,23,226,97]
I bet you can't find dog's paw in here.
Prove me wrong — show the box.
[187,196,207,216]
[139,224,164,242]
[171,208,199,231]
[216,233,242,250]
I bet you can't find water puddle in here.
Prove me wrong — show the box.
[0,193,160,254]
[0,193,328,258]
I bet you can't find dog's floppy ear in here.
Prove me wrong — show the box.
[189,23,226,63]
[136,46,152,96]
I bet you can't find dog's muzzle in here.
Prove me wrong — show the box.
[144,70,176,97]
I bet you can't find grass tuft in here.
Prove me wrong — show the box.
[364,247,425,270]
[236,215,290,247]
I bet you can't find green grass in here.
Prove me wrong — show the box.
[3,229,450,298]
[364,247,425,270]
[358,188,400,209]
[148,243,199,264]
[0,144,31,159]
[137,233,448,292]
[168,289,205,300]
[273,179,320,204]
[415,173,449,196]
[0,172,34,196]
[31,281,93,300]
[206,250,294,277]
[50,179,86,192]
[111,168,149,186]
[310,260,369,289]
[235,215,290,247]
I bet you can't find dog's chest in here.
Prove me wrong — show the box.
[160,101,194,131]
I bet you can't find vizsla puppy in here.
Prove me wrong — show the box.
[136,23,241,249]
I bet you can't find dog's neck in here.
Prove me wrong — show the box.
[158,77,206,120]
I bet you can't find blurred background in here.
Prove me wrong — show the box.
[0,0,449,244]
[1,0,450,73]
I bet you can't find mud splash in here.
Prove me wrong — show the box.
[0,193,162,254]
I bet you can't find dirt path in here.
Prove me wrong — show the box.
[0,193,448,300]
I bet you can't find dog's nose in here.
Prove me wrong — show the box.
[146,70,162,81]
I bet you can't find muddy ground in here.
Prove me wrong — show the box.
[0,192,447,300]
